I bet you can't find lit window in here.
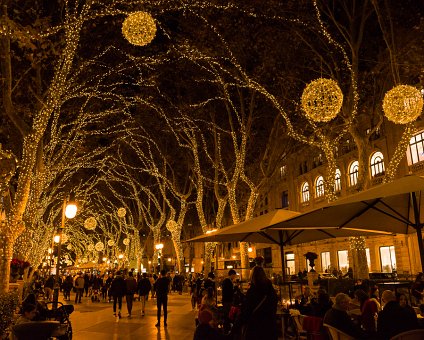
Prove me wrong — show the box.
[407,131,424,165]
[380,246,396,273]
[280,165,287,178]
[349,161,359,186]
[286,252,295,275]
[338,250,349,273]
[370,151,385,177]
[301,181,310,203]
[321,251,331,271]
[366,248,371,270]
[315,176,325,198]
[334,169,342,192]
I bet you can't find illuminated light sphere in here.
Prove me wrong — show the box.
[65,203,77,219]
[67,244,72,250]
[82,257,88,263]
[122,11,156,46]
[61,233,68,243]
[107,239,115,247]
[382,85,423,124]
[84,217,97,230]
[87,243,94,251]
[95,242,104,252]
[117,207,126,218]
[123,238,130,246]
[301,78,344,122]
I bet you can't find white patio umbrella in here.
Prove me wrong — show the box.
[265,175,424,272]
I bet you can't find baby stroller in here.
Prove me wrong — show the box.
[91,289,100,302]
[44,301,74,339]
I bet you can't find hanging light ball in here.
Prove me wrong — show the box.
[122,11,156,46]
[301,78,344,122]
[123,238,130,246]
[87,243,94,251]
[82,257,88,263]
[95,242,104,252]
[382,85,423,124]
[117,208,126,218]
[67,244,73,250]
[84,217,97,230]
[107,239,115,247]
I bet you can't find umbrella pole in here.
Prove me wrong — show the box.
[279,231,286,282]
[411,192,424,272]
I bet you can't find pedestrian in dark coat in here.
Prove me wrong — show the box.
[138,273,152,316]
[240,266,278,340]
[155,269,170,327]
[110,271,126,318]
[125,271,137,317]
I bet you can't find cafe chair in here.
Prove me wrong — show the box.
[390,329,424,340]
[12,321,61,340]
[323,323,355,340]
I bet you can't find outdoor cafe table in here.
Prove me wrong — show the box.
[377,281,412,304]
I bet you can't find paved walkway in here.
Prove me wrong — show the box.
[67,292,196,340]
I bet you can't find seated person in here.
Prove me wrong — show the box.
[21,293,49,321]
[295,286,313,314]
[323,293,364,338]
[354,289,378,334]
[194,309,226,340]
[377,290,419,339]
[397,292,417,318]
[310,289,333,318]
[15,304,37,325]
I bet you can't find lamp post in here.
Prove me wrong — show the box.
[155,243,164,272]
[53,193,77,308]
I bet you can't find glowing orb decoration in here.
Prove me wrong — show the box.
[87,243,94,251]
[82,257,87,263]
[107,239,115,246]
[95,242,104,252]
[84,217,97,230]
[383,85,423,124]
[301,78,344,122]
[122,11,156,46]
[66,260,73,266]
[123,238,130,246]
[117,208,126,217]
[67,244,73,250]
[61,233,68,243]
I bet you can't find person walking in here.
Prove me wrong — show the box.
[110,271,126,318]
[44,275,55,302]
[138,273,152,316]
[155,269,170,327]
[221,269,236,331]
[74,272,84,304]
[125,271,137,318]
[62,275,73,301]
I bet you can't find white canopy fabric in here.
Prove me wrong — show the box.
[187,209,389,246]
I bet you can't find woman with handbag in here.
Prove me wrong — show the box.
[240,266,278,340]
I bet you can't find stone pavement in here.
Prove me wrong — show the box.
[66,292,196,340]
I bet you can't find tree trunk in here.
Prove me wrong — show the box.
[349,236,369,279]
[204,242,215,274]
[0,234,13,293]
[172,238,185,273]
[240,242,250,282]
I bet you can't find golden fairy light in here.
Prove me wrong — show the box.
[84,217,97,230]
[123,238,130,246]
[122,11,156,47]
[107,239,115,246]
[301,78,344,122]
[117,207,126,217]
[95,242,104,252]
[382,85,423,124]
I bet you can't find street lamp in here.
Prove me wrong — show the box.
[53,193,77,308]
[155,243,164,272]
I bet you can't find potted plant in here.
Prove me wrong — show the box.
[304,252,318,272]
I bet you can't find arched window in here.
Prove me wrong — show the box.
[370,151,385,177]
[349,161,359,187]
[315,176,325,198]
[301,181,310,203]
[334,169,342,192]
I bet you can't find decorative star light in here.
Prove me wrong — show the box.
[301,78,344,122]
[383,85,423,124]
[122,11,156,46]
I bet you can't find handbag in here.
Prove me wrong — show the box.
[241,295,268,339]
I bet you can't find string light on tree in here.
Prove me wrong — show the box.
[301,78,344,122]
[122,11,156,47]
[117,208,126,218]
[382,85,423,124]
